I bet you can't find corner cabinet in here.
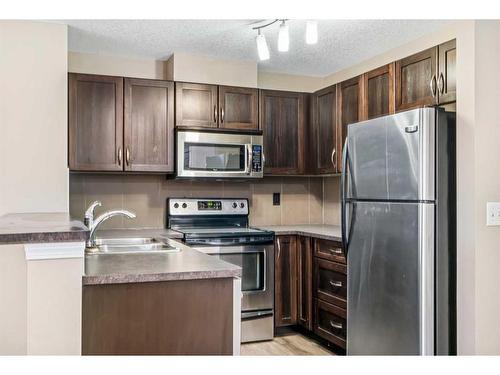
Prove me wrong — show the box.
[311,85,338,174]
[68,74,124,171]
[260,90,306,175]
[362,63,395,120]
[297,236,313,330]
[69,73,175,173]
[175,83,259,131]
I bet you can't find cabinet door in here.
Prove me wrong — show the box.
[175,82,218,128]
[362,63,395,120]
[297,236,313,330]
[395,47,438,111]
[124,78,174,172]
[437,39,456,104]
[336,76,362,172]
[68,74,123,171]
[312,85,338,174]
[260,90,305,175]
[218,86,258,130]
[275,236,298,327]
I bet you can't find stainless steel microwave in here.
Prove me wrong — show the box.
[176,129,264,179]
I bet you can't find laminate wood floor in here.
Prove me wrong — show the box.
[241,333,333,356]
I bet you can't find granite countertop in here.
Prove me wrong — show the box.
[83,229,241,285]
[254,224,341,242]
[0,212,89,245]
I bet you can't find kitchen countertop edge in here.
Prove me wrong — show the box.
[255,224,342,242]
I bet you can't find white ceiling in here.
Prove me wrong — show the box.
[63,19,447,77]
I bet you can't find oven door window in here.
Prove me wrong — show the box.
[216,251,265,292]
[184,143,245,172]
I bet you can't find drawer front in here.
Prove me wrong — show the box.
[314,299,346,349]
[314,238,345,263]
[314,258,347,308]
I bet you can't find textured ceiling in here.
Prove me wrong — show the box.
[63,19,447,77]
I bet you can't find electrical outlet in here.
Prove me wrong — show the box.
[486,202,500,226]
[273,192,280,206]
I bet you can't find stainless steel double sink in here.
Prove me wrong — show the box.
[86,237,181,255]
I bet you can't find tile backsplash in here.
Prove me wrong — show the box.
[69,174,341,229]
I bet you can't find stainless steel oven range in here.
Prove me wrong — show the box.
[167,198,274,343]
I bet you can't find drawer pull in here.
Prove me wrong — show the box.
[329,280,343,288]
[329,248,343,255]
[329,321,343,330]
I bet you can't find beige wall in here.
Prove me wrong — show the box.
[258,71,325,93]
[68,51,166,79]
[69,174,327,228]
[0,21,68,215]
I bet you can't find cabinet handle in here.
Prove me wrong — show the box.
[221,107,225,123]
[329,321,343,330]
[118,147,122,166]
[329,280,343,288]
[329,248,343,255]
[126,147,130,166]
[331,148,337,169]
[214,105,218,123]
[430,74,437,98]
[438,73,445,94]
[276,238,281,260]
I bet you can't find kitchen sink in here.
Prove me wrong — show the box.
[86,237,181,255]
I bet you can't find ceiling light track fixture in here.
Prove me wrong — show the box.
[253,19,318,61]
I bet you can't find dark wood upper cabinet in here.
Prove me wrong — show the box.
[337,76,363,172]
[218,86,258,130]
[311,85,338,174]
[395,47,438,111]
[297,236,313,330]
[124,78,174,172]
[260,90,306,175]
[437,39,456,104]
[68,73,124,171]
[175,82,218,128]
[362,63,395,120]
[275,235,298,328]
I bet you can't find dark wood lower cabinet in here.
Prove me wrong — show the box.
[274,235,347,351]
[82,278,233,355]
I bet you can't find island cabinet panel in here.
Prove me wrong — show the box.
[218,86,259,130]
[297,236,313,330]
[124,78,175,172]
[362,63,395,120]
[311,85,338,174]
[175,82,218,128]
[274,235,298,327]
[68,73,124,171]
[395,47,438,111]
[260,90,306,175]
[82,278,233,355]
[336,76,363,172]
[437,39,456,104]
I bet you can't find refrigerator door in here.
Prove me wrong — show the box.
[346,108,435,201]
[347,201,434,355]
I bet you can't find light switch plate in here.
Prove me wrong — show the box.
[486,202,500,226]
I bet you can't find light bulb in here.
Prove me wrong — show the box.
[306,20,318,45]
[256,32,270,61]
[278,21,289,52]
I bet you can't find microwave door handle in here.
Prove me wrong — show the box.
[245,144,252,175]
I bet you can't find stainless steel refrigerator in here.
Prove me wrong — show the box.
[341,107,456,355]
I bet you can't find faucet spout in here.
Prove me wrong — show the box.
[86,209,136,248]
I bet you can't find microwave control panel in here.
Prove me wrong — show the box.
[252,145,263,172]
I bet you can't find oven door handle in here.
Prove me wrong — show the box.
[241,309,273,320]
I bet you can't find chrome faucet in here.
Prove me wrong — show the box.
[84,201,136,248]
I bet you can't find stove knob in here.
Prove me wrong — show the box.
[173,203,179,209]
[240,202,245,209]
[232,202,237,209]
[182,203,187,209]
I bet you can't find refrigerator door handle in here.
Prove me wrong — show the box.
[341,138,349,255]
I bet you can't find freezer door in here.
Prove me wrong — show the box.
[347,201,434,355]
[346,108,435,201]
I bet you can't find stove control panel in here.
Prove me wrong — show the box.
[168,198,249,216]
